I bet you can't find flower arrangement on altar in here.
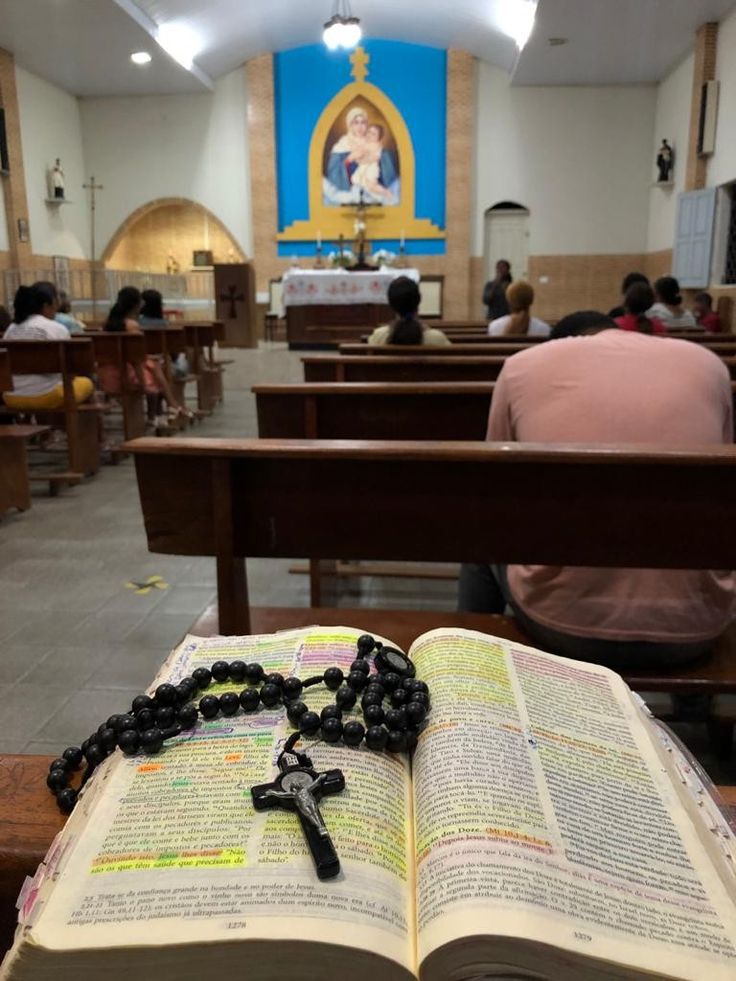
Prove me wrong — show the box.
[372,249,398,267]
[327,248,356,268]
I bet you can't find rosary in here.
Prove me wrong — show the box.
[46,634,430,880]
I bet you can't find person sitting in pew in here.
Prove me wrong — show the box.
[614,281,666,335]
[648,276,696,329]
[368,277,450,346]
[488,280,550,337]
[693,291,722,333]
[101,287,190,425]
[139,288,189,379]
[458,309,736,668]
[1,285,94,411]
[608,271,649,319]
[55,291,85,335]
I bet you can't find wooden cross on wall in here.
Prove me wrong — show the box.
[219,283,245,319]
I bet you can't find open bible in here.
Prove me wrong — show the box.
[3,627,736,981]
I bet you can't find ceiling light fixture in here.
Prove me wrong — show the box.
[497,0,538,51]
[323,0,362,51]
[130,51,152,65]
[155,22,201,71]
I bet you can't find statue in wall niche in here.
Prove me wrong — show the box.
[166,252,180,275]
[51,158,65,199]
[656,140,674,183]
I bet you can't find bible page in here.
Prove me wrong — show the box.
[15,629,414,975]
[409,628,736,981]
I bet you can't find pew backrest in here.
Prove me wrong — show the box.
[302,355,510,382]
[1,338,96,376]
[0,348,11,391]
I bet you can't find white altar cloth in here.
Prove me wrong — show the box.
[281,268,420,307]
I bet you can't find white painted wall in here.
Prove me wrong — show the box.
[473,62,656,256]
[80,67,252,259]
[15,66,89,259]
[708,6,736,189]
[646,52,693,253]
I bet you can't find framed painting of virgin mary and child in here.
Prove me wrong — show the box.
[322,101,400,206]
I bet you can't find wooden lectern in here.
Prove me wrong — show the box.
[214,263,257,348]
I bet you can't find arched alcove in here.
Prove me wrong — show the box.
[102,198,246,273]
[483,201,530,281]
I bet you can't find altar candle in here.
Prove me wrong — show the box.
[317,230,322,249]
[400,229,405,248]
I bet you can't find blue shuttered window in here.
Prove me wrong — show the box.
[673,188,717,287]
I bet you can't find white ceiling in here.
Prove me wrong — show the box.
[0,0,735,97]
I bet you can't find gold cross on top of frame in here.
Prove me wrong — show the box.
[350,46,370,83]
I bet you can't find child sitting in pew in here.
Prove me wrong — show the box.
[368,277,450,346]
[139,288,189,380]
[458,309,736,668]
[614,281,666,334]
[1,285,94,411]
[100,286,191,427]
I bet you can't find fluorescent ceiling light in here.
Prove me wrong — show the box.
[156,22,201,70]
[497,0,538,51]
[130,50,152,65]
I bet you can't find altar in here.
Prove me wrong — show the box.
[282,268,420,348]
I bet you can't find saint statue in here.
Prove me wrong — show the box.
[51,158,65,199]
[656,140,674,183]
[166,252,180,275]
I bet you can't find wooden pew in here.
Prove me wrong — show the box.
[182,323,223,413]
[1,339,102,481]
[0,424,52,515]
[87,333,147,444]
[340,342,535,357]
[0,348,10,392]
[255,382,494,440]
[305,354,736,382]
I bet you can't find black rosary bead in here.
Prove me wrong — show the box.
[347,670,368,692]
[228,660,247,682]
[364,682,385,699]
[343,721,365,746]
[390,689,408,708]
[62,746,83,769]
[320,704,342,721]
[385,708,407,731]
[175,681,196,704]
[136,708,156,730]
[299,711,321,736]
[192,667,212,689]
[118,730,140,756]
[220,692,240,717]
[335,685,357,709]
[361,692,383,710]
[365,725,389,750]
[131,695,155,714]
[286,700,308,724]
[266,672,284,688]
[245,663,264,684]
[323,666,344,691]
[381,671,402,692]
[98,727,118,752]
[49,757,70,773]
[406,679,428,694]
[260,683,282,708]
[155,706,176,728]
[409,691,429,707]
[106,714,128,732]
[56,787,78,814]
[282,677,303,700]
[387,730,407,753]
[363,704,385,726]
[46,769,69,791]
[199,694,220,719]
[350,659,370,675]
[84,744,106,766]
[239,688,260,712]
[321,717,343,742]
[155,683,178,707]
[211,661,230,683]
[356,634,375,656]
[177,704,198,729]
[120,715,138,732]
[406,702,427,725]
[140,727,164,754]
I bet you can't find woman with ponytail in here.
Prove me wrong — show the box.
[368,277,450,346]
[2,284,94,410]
[615,282,666,335]
[649,276,696,329]
[488,280,550,337]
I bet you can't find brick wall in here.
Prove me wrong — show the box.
[686,22,718,191]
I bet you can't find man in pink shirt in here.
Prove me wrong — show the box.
[458,312,736,667]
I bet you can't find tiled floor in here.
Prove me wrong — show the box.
[0,343,458,756]
[1,343,733,785]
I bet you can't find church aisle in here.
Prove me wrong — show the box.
[0,344,457,756]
